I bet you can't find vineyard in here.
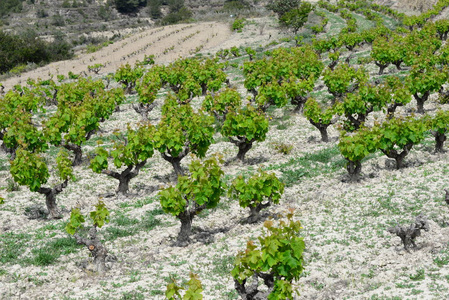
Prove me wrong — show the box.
[2,0,449,299]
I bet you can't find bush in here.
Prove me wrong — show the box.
[161,7,192,25]
[223,0,250,11]
[232,210,305,299]
[0,0,24,17]
[115,0,147,14]
[232,18,246,32]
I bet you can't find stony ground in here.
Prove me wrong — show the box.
[2,5,449,300]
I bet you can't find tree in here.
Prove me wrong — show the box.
[44,85,124,166]
[134,69,162,120]
[148,0,162,19]
[377,116,428,169]
[266,0,301,19]
[304,98,340,142]
[279,2,313,34]
[428,110,449,153]
[202,87,242,123]
[407,65,448,114]
[114,63,144,94]
[158,155,225,245]
[338,126,378,182]
[114,0,146,14]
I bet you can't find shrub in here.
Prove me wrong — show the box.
[232,18,246,32]
[232,210,305,299]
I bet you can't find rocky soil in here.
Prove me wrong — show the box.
[2,1,449,300]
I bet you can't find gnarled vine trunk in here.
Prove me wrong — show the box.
[247,202,271,224]
[432,131,447,153]
[374,61,389,75]
[102,160,147,195]
[346,160,362,182]
[291,95,308,113]
[380,144,413,169]
[413,91,430,114]
[133,102,157,120]
[308,119,331,142]
[64,143,83,166]
[74,226,109,273]
[229,137,253,162]
[37,180,68,219]
[161,146,189,178]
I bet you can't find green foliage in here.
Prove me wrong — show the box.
[166,272,203,300]
[10,149,49,192]
[0,30,72,74]
[322,63,367,99]
[304,98,338,125]
[202,88,242,120]
[88,63,104,74]
[66,201,110,235]
[155,97,215,160]
[376,116,428,156]
[230,46,241,57]
[221,105,269,143]
[0,0,24,17]
[65,208,85,235]
[90,148,109,173]
[159,155,225,217]
[231,210,305,299]
[3,111,47,153]
[272,142,293,155]
[159,58,227,100]
[148,0,162,19]
[338,126,378,165]
[162,6,192,25]
[90,123,155,172]
[90,201,110,228]
[279,2,313,33]
[428,109,449,135]
[229,170,284,217]
[56,149,75,181]
[267,0,301,19]
[243,46,323,109]
[115,63,144,92]
[232,18,246,32]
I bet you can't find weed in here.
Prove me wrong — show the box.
[409,269,425,281]
[272,142,293,155]
[0,232,31,264]
[6,178,19,192]
[211,255,234,277]
[265,146,345,186]
[24,237,82,266]
[433,243,449,267]
[140,208,164,231]
[121,291,144,300]
[113,213,140,227]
